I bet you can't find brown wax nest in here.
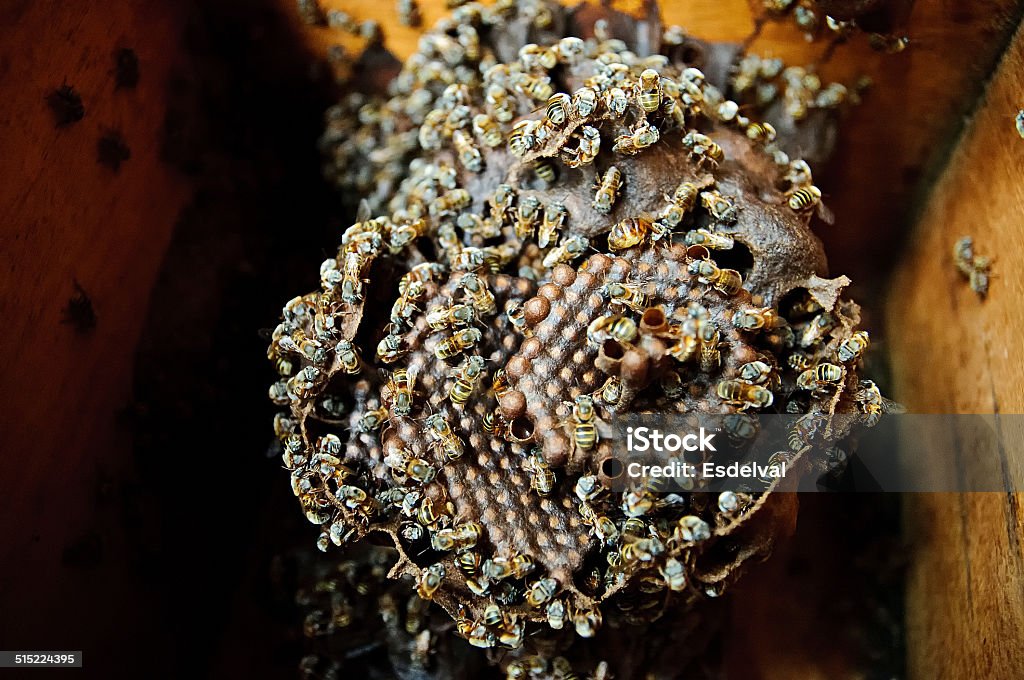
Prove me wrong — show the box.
[268,0,886,668]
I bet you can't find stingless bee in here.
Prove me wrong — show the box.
[459,272,497,316]
[453,129,483,172]
[659,181,700,227]
[587,314,638,345]
[837,330,870,363]
[435,327,482,360]
[635,68,662,112]
[505,300,531,336]
[542,234,589,268]
[545,93,570,126]
[688,259,743,295]
[539,201,566,248]
[569,395,598,451]
[716,379,774,410]
[525,578,558,608]
[732,306,782,332]
[524,449,556,495]
[417,563,445,600]
[682,131,723,167]
[612,120,660,155]
[449,355,486,405]
[602,281,649,312]
[592,166,622,214]
[472,113,502,147]
[377,333,408,363]
[684,228,734,250]
[608,216,654,251]
[515,195,541,240]
[424,413,465,459]
[427,302,475,330]
[796,362,845,391]
[787,185,822,212]
[383,367,418,416]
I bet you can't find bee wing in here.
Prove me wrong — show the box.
[878,396,906,414]
[356,198,372,223]
[815,199,836,225]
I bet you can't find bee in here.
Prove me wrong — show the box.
[635,68,662,112]
[400,262,447,295]
[482,556,514,581]
[456,24,480,61]
[545,93,571,127]
[424,413,465,459]
[453,129,483,172]
[515,73,554,101]
[459,273,497,316]
[682,131,723,167]
[377,333,408,363]
[738,360,776,385]
[684,228,734,250]
[419,109,447,150]
[854,379,904,427]
[716,379,774,410]
[593,376,623,406]
[524,449,556,495]
[491,368,511,398]
[787,185,822,213]
[745,121,777,144]
[572,607,602,638]
[732,306,782,332]
[427,302,475,330]
[417,564,446,600]
[358,406,388,432]
[406,458,437,484]
[700,190,738,223]
[604,86,629,117]
[621,487,655,518]
[471,113,502,148]
[509,119,541,157]
[430,188,472,217]
[797,362,845,391]
[396,0,421,26]
[482,409,507,436]
[489,184,516,225]
[602,281,649,312]
[556,36,585,63]
[562,126,601,168]
[837,330,870,363]
[383,367,418,416]
[569,395,598,451]
[613,120,660,155]
[542,234,590,268]
[546,599,567,629]
[515,195,541,239]
[797,312,834,348]
[698,324,721,372]
[457,213,501,239]
[608,216,653,251]
[587,314,637,345]
[571,86,599,118]
[482,603,505,628]
[592,166,623,214]
[511,553,536,579]
[526,578,558,607]
[659,182,700,227]
[533,160,558,184]
[450,355,486,405]
[341,252,370,303]
[952,236,992,297]
[787,352,812,372]
[868,33,909,53]
[672,515,711,545]
[519,43,557,70]
[391,280,425,328]
[457,551,482,575]
[539,201,566,248]
[688,260,743,296]
[505,300,530,336]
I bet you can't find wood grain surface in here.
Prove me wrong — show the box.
[1,0,1023,676]
[886,15,1024,679]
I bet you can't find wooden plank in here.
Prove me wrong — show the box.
[886,15,1024,680]
[0,0,190,666]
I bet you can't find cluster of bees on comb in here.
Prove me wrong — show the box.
[272,0,900,675]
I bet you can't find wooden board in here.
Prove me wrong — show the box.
[0,0,190,667]
[886,14,1024,679]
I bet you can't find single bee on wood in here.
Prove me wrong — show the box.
[46,83,85,127]
[62,280,97,332]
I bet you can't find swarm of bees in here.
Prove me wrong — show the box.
[271,0,890,674]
